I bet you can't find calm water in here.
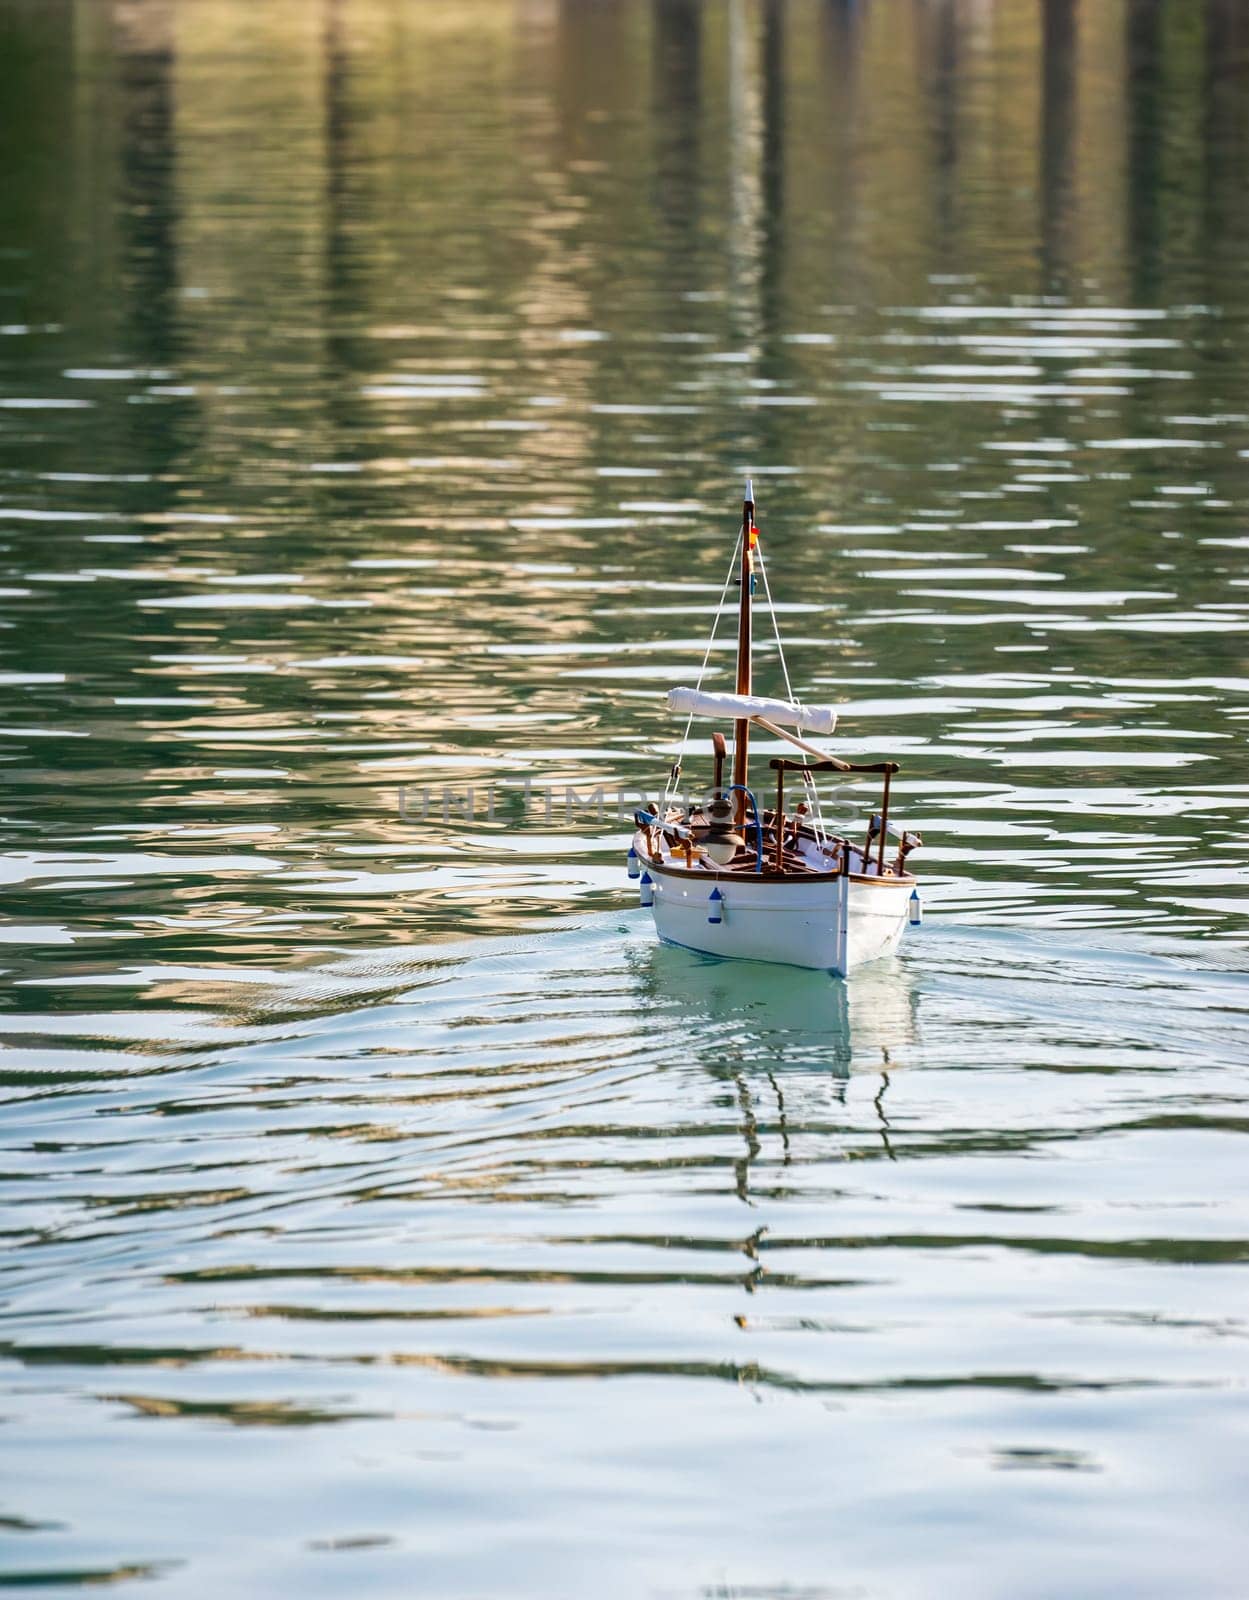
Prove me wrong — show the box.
[2,0,1249,1593]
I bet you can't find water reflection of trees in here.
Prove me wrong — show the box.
[10,0,1247,503]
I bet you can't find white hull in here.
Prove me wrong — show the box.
[644,865,908,974]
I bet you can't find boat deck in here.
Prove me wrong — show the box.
[636,811,915,887]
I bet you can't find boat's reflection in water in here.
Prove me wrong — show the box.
[629,942,922,1190]
[631,940,921,1081]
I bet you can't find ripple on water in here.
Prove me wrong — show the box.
[1,0,1248,1592]
[2,921,1248,1585]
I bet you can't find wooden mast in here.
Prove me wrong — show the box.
[732,478,754,824]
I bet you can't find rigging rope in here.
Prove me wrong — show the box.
[664,517,834,853]
[757,536,829,846]
[663,527,742,805]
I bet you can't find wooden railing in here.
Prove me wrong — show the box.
[768,758,900,875]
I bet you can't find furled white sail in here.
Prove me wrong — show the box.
[667,687,838,735]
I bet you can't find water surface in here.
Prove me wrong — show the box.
[1,1,1248,1594]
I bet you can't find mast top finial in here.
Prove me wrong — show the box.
[745,475,754,506]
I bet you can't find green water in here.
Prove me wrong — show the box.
[1,0,1248,1594]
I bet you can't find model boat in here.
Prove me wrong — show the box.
[629,480,921,975]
